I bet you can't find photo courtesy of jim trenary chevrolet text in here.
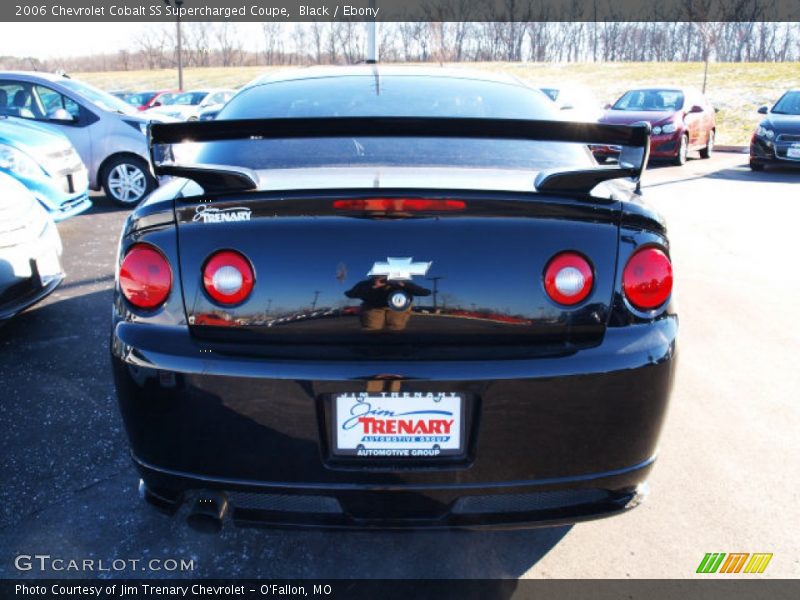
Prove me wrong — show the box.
[0,0,798,598]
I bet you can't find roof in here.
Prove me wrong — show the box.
[244,64,525,90]
[0,70,69,82]
[622,86,697,94]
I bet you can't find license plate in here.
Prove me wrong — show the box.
[36,251,61,281]
[787,147,800,159]
[333,392,464,458]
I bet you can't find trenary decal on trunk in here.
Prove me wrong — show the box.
[193,205,251,223]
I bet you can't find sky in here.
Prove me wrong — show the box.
[0,22,265,60]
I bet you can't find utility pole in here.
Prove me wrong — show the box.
[163,0,185,90]
[311,291,321,311]
[366,0,378,62]
[426,276,444,311]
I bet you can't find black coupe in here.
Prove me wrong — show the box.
[111,67,677,531]
[751,89,800,170]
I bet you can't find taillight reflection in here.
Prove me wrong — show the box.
[203,250,255,305]
[119,243,172,310]
[333,198,466,212]
[622,247,673,311]
[544,252,594,305]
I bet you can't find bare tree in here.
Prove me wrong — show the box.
[261,22,283,65]
[134,25,169,70]
[215,23,242,67]
[291,24,309,65]
[333,21,364,64]
[117,49,131,71]
[310,22,326,64]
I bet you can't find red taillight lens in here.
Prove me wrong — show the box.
[203,250,254,305]
[623,247,673,311]
[544,252,594,305]
[119,243,172,310]
[333,198,466,212]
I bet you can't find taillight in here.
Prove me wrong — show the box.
[623,247,673,311]
[203,250,254,305]
[544,252,594,305]
[119,243,172,310]
[333,198,466,212]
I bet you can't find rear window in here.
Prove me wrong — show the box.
[188,75,593,172]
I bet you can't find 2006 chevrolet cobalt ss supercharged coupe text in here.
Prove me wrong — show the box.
[111,67,676,532]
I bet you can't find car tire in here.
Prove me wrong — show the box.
[673,134,689,166]
[749,160,765,171]
[102,156,156,207]
[699,130,714,159]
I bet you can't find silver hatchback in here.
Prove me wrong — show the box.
[0,71,161,206]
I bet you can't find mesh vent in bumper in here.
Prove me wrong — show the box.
[228,492,342,514]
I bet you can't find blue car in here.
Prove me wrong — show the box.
[0,115,91,221]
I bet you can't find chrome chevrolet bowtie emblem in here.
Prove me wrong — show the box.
[367,257,432,281]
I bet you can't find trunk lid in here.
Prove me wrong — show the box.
[174,172,620,360]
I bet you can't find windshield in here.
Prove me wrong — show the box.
[190,75,591,172]
[772,91,800,115]
[613,89,684,112]
[125,92,157,106]
[60,79,138,115]
[169,92,208,106]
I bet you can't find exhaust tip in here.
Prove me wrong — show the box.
[187,491,228,534]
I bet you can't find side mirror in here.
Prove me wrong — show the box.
[757,105,769,115]
[689,105,704,114]
[49,108,75,122]
[151,101,162,108]
[603,103,612,110]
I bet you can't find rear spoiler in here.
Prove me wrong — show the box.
[149,117,651,194]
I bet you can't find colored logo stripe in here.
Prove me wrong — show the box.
[744,553,773,574]
[719,553,749,573]
[697,553,773,574]
[697,553,726,573]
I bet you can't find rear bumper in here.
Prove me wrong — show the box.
[112,316,677,528]
[136,454,652,530]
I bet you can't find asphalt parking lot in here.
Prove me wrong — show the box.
[1,152,798,579]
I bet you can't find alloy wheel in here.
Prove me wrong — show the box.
[108,163,148,204]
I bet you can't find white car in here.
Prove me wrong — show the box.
[0,172,64,321]
[539,84,605,122]
[144,89,236,121]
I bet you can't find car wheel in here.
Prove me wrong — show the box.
[749,160,765,171]
[102,156,156,207]
[673,134,689,166]
[700,130,714,159]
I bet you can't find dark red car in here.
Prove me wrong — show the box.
[595,87,716,166]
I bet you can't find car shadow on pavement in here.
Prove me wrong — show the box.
[644,160,798,188]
